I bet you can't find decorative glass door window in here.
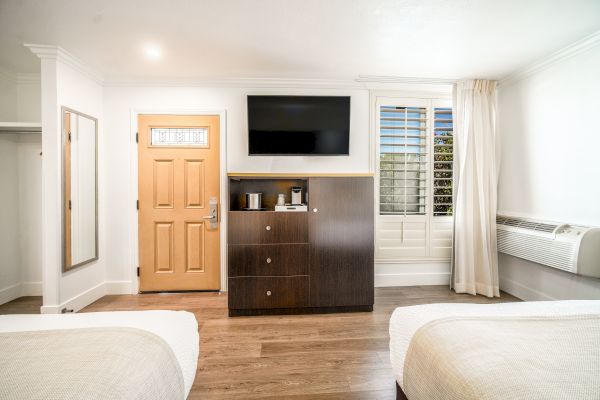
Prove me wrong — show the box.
[150,127,209,147]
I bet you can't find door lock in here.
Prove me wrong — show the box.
[202,197,219,229]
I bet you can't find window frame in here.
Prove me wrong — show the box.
[372,93,453,263]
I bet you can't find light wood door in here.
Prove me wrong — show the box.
[138,114,220,291]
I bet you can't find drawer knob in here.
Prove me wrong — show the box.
[266,290,272,296]
[266,257,272,264]
[313,208,318,213]
[265,225,271,231]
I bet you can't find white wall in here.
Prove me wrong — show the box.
[18,133,43,292]
[55,61,104,308]
[0,70,18,121]
[17,77,42,122]
[36,48,105,312]
[0,135,21,303]
[497,42,600,300]
[17,79,43,296]
[0,69,42,304]
[102,85,370,288]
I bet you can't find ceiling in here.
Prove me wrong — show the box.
[1,0,599,81]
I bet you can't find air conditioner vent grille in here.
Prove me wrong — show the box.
[496,230,576,272]
[496,216,558,233]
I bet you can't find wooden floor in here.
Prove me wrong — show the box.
[0,287,519,399]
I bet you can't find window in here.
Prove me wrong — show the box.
[150,127,209,147]
[375,96,453,262]
[379,106,427,215]
[377,101,453,217]
[433,108,453,216]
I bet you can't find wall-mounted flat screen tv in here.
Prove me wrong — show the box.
[248,95,350,155]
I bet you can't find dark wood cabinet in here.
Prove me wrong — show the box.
[308,177,374,308]
[228,244,309,277]
[228,276,309,309]
[227,175,374,316]
[228,212,308,244]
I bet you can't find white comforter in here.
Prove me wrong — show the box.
[389,300,600,389]
[0,310,199,398]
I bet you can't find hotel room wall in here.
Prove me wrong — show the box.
[0,73,42,304]
[17,79,42,122]
[18,133,43,290]
[0,135,21,303]
[38,56,105,312]
[497,42,600,300]
[55,61,105,308]
[101,85,370,289]
[0,70,18,120]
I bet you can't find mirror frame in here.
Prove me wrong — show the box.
[61,106,99,272]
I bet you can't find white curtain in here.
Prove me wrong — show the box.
[451,80,500,297]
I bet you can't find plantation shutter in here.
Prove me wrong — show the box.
[433,108,453,216]
[379,106,428,215]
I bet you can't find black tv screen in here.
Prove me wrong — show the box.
[248,95,350,155]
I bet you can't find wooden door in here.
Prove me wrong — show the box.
[138,115,220,291]
[309,177,374,307]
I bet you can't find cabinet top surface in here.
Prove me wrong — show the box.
[228,172,374,178]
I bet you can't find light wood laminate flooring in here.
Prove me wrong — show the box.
[0,287,519,399]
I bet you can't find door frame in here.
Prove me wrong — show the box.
[129,108,228,294]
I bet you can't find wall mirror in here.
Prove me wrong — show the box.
[62,107,98,271]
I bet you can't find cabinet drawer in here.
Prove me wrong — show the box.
[229,244,309,277]
[228,276,309,309]
[228,212,308,244]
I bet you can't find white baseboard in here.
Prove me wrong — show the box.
[0,283,22,306]
[21,281,42,296]
[41,282,107,314]
[105,280,133,295]
[499,276,555,301]
[374,261,451,287]
[375,272,450,287]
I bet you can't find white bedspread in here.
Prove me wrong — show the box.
[0,310,199,398]
[403,314,600,400]
[389,300,600,389]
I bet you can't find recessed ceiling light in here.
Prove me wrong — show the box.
[143,44,162,60]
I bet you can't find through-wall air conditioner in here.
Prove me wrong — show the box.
[496,215,600,278]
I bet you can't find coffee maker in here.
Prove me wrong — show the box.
[275,186,307,212]
[291,186,302,205]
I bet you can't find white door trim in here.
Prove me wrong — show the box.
[129,108,228,294]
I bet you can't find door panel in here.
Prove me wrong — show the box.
[185,222,205,272]
[309,177,374,307]
[153,160,174,208]
[184,160,205,208]
[138,115,220,291]
[154,222,174,272]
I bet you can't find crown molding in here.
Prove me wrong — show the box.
[103,76,366,89]
[103,75,457,90]
[25,44,104,85]
[20,46,455,90]
[356,75,456,85]
[499,30,600,87]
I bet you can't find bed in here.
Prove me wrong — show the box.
[0,310,199,400]
[390,300,600,400]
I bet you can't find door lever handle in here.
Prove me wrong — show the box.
[203,198,219,229]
